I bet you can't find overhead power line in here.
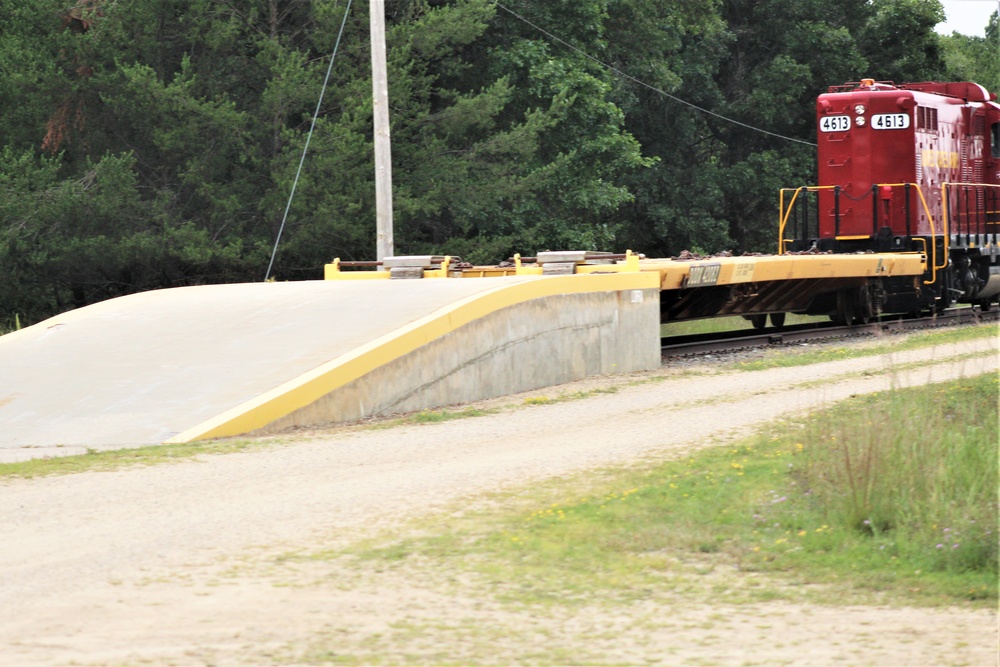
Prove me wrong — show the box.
[493,2,818,148]
[265,0,354,282]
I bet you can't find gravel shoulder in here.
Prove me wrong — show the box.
[1,334,997,666]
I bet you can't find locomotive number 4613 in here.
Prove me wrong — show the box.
[820,115,850,132]
[871,113,910,130]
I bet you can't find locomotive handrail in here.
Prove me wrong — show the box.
[779,182,939,284]
[874,183,940,284]
[778,185,839,254]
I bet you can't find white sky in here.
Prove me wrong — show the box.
[936,0,998,36]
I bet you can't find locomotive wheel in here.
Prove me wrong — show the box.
[934,296,950,315]
[935,267,954,314]
[769,312,786,328]
[748,314,768,330]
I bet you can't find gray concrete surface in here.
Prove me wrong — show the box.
[0,277,660,454]
[263,288,661,433]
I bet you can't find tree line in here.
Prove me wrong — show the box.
[1,0,997,325]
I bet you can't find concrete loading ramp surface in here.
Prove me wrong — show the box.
[0,273,660,452]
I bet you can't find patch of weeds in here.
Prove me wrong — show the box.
[774,374,999,585]
[0,438,278,479]
[522,396,552,406]
[409,408,497,424]
[368,406,501,429]
[522,387,620,407]
[336,376,998,610]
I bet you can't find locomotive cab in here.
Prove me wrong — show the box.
[783,79,1000,315]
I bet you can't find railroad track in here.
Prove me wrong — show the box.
[661,307,999,358]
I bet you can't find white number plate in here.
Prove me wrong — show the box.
[871,113,910,130]
[820,115,850,132]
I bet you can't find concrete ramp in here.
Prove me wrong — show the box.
[0,273,659,453]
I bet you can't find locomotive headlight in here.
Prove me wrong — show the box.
[854,104,866,115]
[855,116,866,126]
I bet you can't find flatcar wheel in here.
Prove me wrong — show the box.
[834,290,855,326]
[855,286,874,325]
[749,314,768,330]
[769,312,786,328]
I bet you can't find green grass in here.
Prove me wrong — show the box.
[342,375,999,608]
[377,406,500,427]
[785,374,998,580]
[661,313,825,337]
[729,321,998,371]
[0,438,276,478]
[518,387,621,406]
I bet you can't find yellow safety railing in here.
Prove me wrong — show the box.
[778,185,838,254]
[778,183,938,284]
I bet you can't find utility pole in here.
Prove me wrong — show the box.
[370,0,394,262]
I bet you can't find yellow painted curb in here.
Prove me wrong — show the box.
[166,272,659,443]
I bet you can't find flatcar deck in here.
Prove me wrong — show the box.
[328,250,929,322]
[327,249,928,288]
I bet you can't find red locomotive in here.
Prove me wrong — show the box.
[781,79,1000,318]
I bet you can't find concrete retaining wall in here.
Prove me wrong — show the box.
[261,287,660,432]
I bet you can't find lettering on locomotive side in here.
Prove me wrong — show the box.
[920,149,959,169]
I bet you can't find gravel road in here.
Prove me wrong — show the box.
[1,334,997,666]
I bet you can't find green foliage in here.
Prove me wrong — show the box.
[0,147,261,322]
[940,11,1000,93]
[0,0,957,324]
[856,0,946,82]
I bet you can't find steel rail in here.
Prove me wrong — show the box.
[661,308,998,358]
